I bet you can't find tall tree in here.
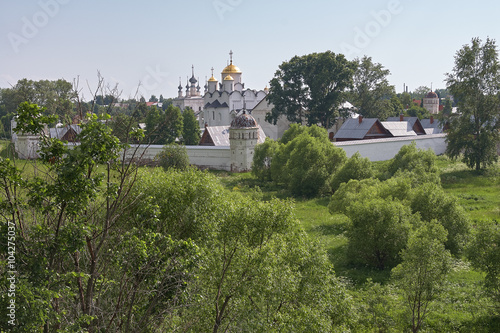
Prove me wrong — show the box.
[392,222,452,333]
[182,107,200,145]
[145,105,183,144]
[445,37,500,170]
[349,56,395,119]
[412,86,431,99]
[266,51,356,128]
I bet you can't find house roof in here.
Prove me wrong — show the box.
[386,116,425,135]
[49,125,82,140]
[334,118,385,140]
[381,121,417,136]
[200,125,266,146]
[420,118,443,134]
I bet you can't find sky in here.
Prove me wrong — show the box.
[1,0,500,101]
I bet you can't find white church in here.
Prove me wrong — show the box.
[173,51,290,140]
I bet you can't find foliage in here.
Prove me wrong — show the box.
[442,98,453,117]
[410,182,470,255]
[392,221,452,333]
[145,105,183,144]
[109,112,140,143]
[349,56,396,119]
[0,78,76,121]
[0,102,195,332]
[405,104,431,119]
[122,168,353,332]
[446,37,500,170]
[330,151,374,193]
[182,107,201,145]
[266,51,355,128]
[384,141,440,185]
[271,126,346,197]
[157,144,190,171]
[467,221,500,314]
[252,137,279,181]
[345,197,417,269]
[412,86,431,99]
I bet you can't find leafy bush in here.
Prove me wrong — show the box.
[467,221,500,314]
[330,152,374,193]
[346,197,417,269]
[271,125,346,197]
[384,142,440,185]
[157,144,189,170]
[252,137,279,181]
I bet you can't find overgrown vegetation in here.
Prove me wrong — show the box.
[2,102,499,331]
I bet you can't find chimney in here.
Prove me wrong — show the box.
[400,114,404,122]
[430,115,434,124]
[358,115,363,124]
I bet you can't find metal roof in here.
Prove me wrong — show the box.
[203,125,266,146]
[420,119,443,134]
[334,118,380,139]
[380,121,417,136]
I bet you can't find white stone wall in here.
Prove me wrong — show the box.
[333,134,447,161]
[122,145,232,171]
[15,135,40,159]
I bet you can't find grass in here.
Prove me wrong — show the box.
[212,156,500,288]
[439,157,500,222]
[3,141,498,330]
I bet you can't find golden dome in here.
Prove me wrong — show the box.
[222,63,242,74]
[208,76,218,82]
[224,75,234,81]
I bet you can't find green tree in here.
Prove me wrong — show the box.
[350,56,395,119]
[392,222,452,333]
[157,144,190,170]
[345,197,416,269]
[252,137,279,181]
[442,98,453,118]
[0,102,201,332]
[182,107,201,145]
[398,92,414,109]
[385,142,440,185]
[468,222,500,314]
[445,37,500,170]
[405,104,430,120]
[109,112,140,143]
[164,104,183,144]
[145,105,183,144]
[412,86,431,100]
[123,168,352,332]
[271,126,346,197]
[410,183,470,255]
[0,79,75,121]
[330,151,374,193]
[266,51,356,128]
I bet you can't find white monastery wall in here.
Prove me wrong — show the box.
[333,134,447,161]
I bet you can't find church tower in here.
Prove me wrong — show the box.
[221,50,242,84]
[229,112,259,172]
[208,67,218,93]
[423,91,439,114]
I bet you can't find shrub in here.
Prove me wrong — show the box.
[157,144,189,170]
[252,138,279,181]
[330,152,374,192]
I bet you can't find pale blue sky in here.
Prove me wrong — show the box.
[1,0,499,100]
